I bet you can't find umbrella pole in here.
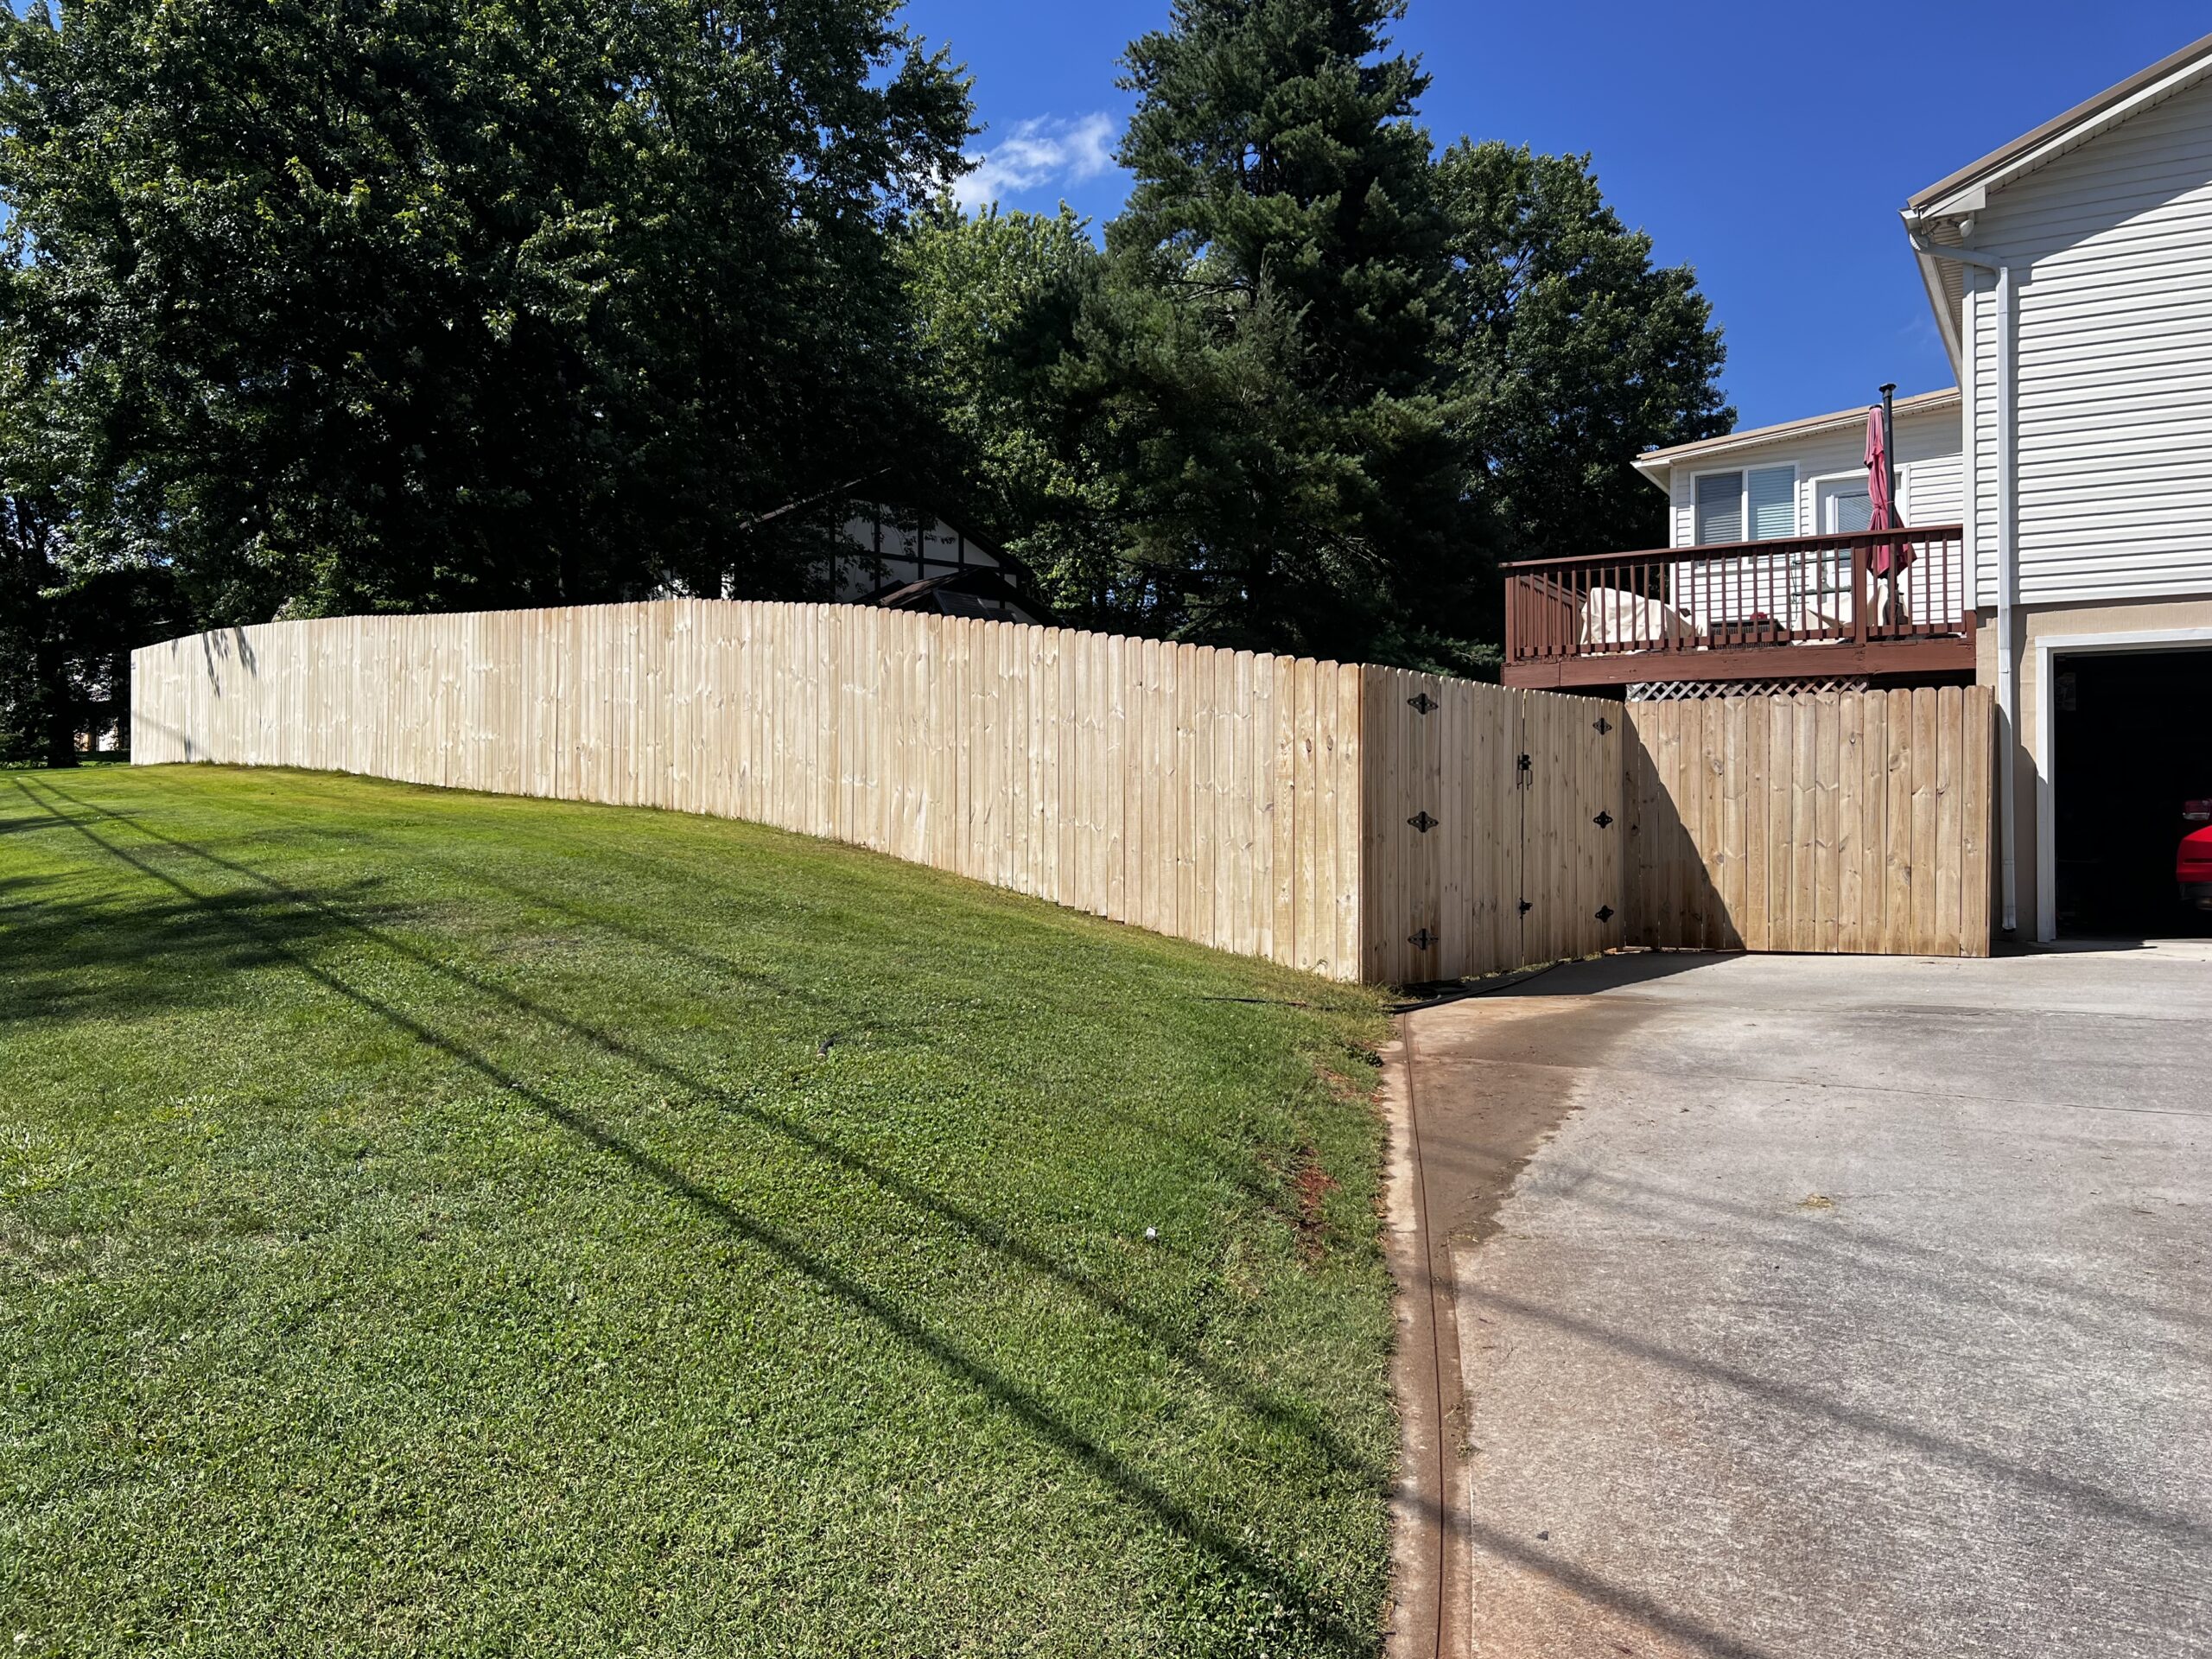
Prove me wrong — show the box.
[1878,383,1904,627]
[1880,383,1899,513]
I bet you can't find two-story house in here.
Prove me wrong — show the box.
[1503,30,2212,945]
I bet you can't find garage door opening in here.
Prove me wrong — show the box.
[2051,647,2212,939]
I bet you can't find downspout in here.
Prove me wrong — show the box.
[1907,226,2018,937]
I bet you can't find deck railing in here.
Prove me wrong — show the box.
[1504,524,1971,671]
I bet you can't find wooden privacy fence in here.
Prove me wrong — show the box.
[132,601,1623,983]
[1622,687,1994,957]
[132,603,1992,977]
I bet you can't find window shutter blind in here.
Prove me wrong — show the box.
[1749,467,1796,539]
[1694,471,1743,544]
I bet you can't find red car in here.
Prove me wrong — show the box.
[2184,798,2212,910]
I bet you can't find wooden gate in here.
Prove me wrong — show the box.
[1361,668,1624,983]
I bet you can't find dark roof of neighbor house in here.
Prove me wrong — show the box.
[861,567,1056,626]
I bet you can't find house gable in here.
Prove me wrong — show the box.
[1950,71,2212,606]
[1636,391,1961,550]
[1906,30,2212,361]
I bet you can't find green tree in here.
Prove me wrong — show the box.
[899,201,1122,607]
[1437,141,1732,566]
[1056,0,1479,667]
[0,334,178,766]
[0,0,971,630]
[0,462,79,766]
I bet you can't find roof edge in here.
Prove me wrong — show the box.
[1633,388,1961,478]
[1907,29,2212,214]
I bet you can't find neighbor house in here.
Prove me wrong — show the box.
[711,487,1053,624]
[1503,30,2212,944]
[828,500,1052,626]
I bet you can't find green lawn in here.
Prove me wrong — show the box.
[0,765,1398,1656]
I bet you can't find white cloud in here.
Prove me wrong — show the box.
[955,113,1119,210]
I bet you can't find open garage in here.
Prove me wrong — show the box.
[2049,645,2212,940]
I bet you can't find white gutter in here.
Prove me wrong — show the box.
[1905,222,2018,936]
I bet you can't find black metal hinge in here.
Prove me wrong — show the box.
[1408,927,1439,950]
[1407,810,1439,834]
[1517,899,1533,916]
[1593,716,1611,735]
[1408,692,1438,715]
[1596,905,1616,924]
[1592,809,1613,830]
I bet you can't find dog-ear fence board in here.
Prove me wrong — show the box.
[133,601,1993,979]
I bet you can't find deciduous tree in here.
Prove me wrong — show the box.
[1437,141,1732,567]
[0,0,971,628]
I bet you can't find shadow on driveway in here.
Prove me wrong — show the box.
[1402,949,2212,1659]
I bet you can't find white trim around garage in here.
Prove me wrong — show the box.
[2031,625,2212,942]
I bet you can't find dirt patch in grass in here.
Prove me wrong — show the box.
[1292,1149,1340,1264]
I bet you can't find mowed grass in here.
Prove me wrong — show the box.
[0,765,1399,1656]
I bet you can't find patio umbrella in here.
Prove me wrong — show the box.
[1864,405,1913,577]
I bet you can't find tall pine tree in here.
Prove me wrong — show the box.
[1060,0,1481,666]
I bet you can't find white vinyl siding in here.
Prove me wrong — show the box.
[1966,77,2212,606]
[1902,451,1962,527]
[1663,404,1961,549]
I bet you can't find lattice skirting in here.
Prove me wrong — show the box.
[1627,676,1872,702]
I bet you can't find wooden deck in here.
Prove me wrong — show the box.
[1502,524,1975,689]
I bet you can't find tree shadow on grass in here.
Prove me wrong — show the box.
[0,878,399,1030]
[181,769,1351,1236]
[35,774,1381,1484]
[384,840,1325,1236]
[11,776,1380,1654]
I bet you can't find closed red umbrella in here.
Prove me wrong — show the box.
[1864,406,1913,577]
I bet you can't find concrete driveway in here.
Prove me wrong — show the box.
[1402,945,2212,1659]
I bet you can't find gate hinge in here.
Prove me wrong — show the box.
[1408,927,1439,950]
[1517,899,1533,916]
[1407,810,1439,834]
[1592,809,1613,830]
[1596,905,1616,924]
[1593,716,1611,735]
[1408,692,1438,715]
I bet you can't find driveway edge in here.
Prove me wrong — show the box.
[1380,1016,1465,1659]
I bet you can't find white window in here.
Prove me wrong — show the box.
[1693,466,1796,545]
[1817,476,1872,534]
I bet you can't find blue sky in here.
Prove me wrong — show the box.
[899,1,2211,429]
